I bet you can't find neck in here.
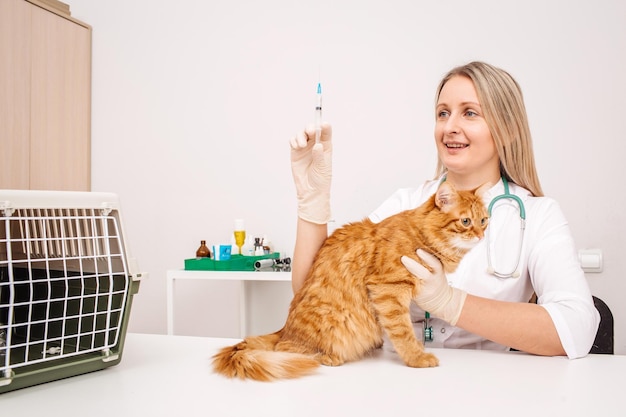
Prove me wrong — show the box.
[444,171,501,191]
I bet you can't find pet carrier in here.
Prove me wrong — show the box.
[0,190,142,393]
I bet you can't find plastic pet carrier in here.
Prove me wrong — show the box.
[0,190,141,393]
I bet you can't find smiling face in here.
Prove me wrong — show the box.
[434,75,501,189]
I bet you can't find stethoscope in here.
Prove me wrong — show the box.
[485,176,526,279]
[423,176,526,342]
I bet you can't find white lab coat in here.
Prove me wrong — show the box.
[369,177,600,359]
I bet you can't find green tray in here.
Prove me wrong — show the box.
[184,253,280,271]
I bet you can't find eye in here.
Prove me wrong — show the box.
[437,109,450,119]
[465,109,478,117]
[481,217,488,226]
[461,218,471,227]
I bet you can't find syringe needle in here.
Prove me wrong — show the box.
[315,82,322,144]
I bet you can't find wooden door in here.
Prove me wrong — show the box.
[0,0,31,189]
[29,1,91,191]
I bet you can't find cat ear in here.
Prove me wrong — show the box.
[435,182,457,211]
[475,181,493,197]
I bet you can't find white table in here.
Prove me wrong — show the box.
[2,333,624,416]
[166,269,291,337]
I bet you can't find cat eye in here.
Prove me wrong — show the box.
[461,218,471,227]
[481,217,488,226]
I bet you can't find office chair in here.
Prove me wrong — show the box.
[590,296,614,354]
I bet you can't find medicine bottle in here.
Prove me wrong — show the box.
[196,240,211,258]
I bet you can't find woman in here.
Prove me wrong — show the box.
[289,61,599,359]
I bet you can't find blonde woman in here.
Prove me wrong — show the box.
[289,61,599,358]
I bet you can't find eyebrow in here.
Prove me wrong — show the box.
[436,101,482,108]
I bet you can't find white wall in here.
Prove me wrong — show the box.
[69,0,626,353]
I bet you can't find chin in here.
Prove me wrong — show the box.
[452,238,480,251]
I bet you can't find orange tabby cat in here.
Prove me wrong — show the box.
[212,181,489,381]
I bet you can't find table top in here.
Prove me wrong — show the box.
[2,333,624,416]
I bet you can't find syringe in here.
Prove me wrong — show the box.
[314,82,322,144]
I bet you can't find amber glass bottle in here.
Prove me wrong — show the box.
[196,240,211,258]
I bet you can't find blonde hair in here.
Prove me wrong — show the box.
[434,61,544,197]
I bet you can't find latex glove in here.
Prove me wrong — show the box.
[401,249,467,326]
[289,123,332,224]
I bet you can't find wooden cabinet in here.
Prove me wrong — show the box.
[0,0,91,191]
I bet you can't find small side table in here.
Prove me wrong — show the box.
[166,269,292,337]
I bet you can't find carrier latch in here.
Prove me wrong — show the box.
[0,201,15,217]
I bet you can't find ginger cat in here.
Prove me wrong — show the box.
[213,181,489,381]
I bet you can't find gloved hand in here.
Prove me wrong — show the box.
[289,123,332,224]
[401,249,467,326]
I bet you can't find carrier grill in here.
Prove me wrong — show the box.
[0,191,139,392]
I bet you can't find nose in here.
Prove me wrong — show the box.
[443,112,461,135]
[474,225,484,240]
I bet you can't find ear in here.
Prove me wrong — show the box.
[475,181,493,197]
[435,182,457,212]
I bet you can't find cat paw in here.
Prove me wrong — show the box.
[317,353,345,367]
[406,352,439,368]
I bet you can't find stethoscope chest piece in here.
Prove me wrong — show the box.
[423,311,434,342]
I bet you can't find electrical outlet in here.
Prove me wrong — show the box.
[578,248,603,273]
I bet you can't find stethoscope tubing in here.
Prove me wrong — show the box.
[485,177,526,279]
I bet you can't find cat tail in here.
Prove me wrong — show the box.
[212,330,320,381]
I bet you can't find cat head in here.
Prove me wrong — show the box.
[434,181,490,250]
